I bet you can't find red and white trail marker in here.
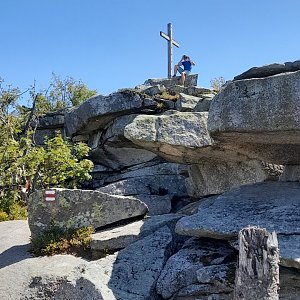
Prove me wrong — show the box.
[45,190,56,202]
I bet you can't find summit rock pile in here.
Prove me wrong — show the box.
[2,63,300,299]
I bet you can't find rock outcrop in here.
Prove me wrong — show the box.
[208,69,300,164]
[15,68,300,299]
[28,189,148,239]
[176,182,300,269]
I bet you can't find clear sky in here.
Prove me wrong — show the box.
[1,0,300,97]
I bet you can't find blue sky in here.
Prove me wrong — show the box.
[1,0,300,98]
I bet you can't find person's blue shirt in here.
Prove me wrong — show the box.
[182,60,192,71]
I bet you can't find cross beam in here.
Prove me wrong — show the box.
[160,23,180,78]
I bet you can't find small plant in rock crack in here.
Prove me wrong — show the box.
[30,224,95,257]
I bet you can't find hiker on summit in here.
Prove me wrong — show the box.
[173,55,195,86]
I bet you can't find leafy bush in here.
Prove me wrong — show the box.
[0,76,95,221]
[30,224,95,256]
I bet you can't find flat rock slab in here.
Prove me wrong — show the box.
[65,90,156,136]
[233,60,300,80]
[91,214,182,253]
[176,182,300,268]
[208,70,300,164]
[144,74,198,88]
[28,189,148,239]
[124,111,249,164]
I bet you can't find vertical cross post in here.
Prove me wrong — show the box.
[160,23,180,78]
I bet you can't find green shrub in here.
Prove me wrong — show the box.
[30,224,95,257]
[0,202,27,221]
[0,210,9,222]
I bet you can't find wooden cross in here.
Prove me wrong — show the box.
[160,23,180,79]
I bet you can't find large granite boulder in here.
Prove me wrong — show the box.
[65,90,157,137]
[124,111,221,163]
[156,237,236,299]
[175,182,300,269]
[124,111,268,197]
[208,70,300,164]
[28,189,148,239]
[87,114,158,169]
[185,160,267,197]
[175,93,202,112]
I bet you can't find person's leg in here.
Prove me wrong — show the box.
[174,66,184,77]
[181,72,186,86]
[182,70,190,86]
[173,65,179,76]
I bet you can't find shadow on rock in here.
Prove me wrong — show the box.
[0,243,32,269]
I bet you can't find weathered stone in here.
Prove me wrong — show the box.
[100,114,138,145]
[175,182,300,269]
[233,60,300,80]
[37,112,65,128]
[208,70,300,164]
[176,196,219,215]
[65,90,157,136]
[277,234,300,269]
[135,194,171,215]
[55,226,172,300]
[2,221,297,300]
[124,111,211,163]
[144,74,198,88]
[87,114,159,169]
[168,85,213,97]
[156,237,236,299]
[193,96,214,112]
[175,93,201,111]
[279,165,300,181]
[53,256,118,300]
[176,182,300,238]
[174,284,233,300]
[91,214,182,254]
[28,189,148,239]
[106,226,174,299]
[97,167,188,215]
[98,163,187,193]
[279,266,300,300]
[185,160,267,197]
[90,145,157,169]
[124,111,257,164]
[143,85,166,96]
[33,128,63,145]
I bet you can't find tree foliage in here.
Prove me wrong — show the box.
[0,76,95,220]
[210,76,226,93]
[47,73,97,110]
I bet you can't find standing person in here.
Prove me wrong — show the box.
[173,55,195,86]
